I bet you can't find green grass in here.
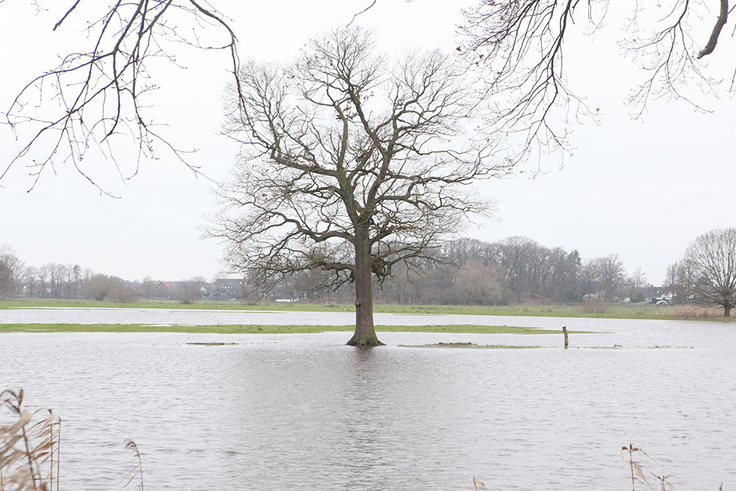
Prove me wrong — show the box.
[403,342,544,349]
[2,299,731,321]
[0,299,266,310]
[0,323,561,334]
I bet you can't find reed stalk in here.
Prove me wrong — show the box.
[1,390,141,490]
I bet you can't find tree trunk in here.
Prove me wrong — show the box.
[724,304,732,317]
[347,227,383,347]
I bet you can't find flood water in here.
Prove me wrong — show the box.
[1,308,735,490]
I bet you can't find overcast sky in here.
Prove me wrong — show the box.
[1,1,735,285]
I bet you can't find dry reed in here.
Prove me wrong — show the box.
[121,439,144,490]
[1,389,142,491]
[0,389,60,491]
[621,444,675,491]
[472,476,488,490]
[663,304,723,318]
[583,297,611,314]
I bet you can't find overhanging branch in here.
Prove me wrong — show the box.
[697,0,729,59]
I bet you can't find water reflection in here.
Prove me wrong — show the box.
[1,321,735,489]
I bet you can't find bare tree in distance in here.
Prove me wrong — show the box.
[681,228,736,317]
[445,260,509,306]
[665,262,679,289]
[0,246,25,297]
[177,279,203,304]
[82,273,123,301]
[581,254,626,301]
[460,0,734,160]
[498,236,544,302]
[0,261,13,299]
[628,268,648,289]
[210,28,511,346]
[665,260,688,302]
[1,1,240,192]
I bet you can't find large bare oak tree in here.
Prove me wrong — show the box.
[210,28,510,346]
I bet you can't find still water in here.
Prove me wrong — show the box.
[1,309,735,490]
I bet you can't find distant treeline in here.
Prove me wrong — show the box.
[263,237,660,306]
[0,238,661,305]
[0,244,243,303]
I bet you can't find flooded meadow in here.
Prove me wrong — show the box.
[1,308,734,489]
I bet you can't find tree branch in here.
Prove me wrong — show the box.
[697,0,729,59]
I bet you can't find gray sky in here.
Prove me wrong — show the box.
[1,1,735,285]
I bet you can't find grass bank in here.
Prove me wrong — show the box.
[0,324,560,334]
[1,299,732,321]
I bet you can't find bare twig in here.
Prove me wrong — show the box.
[461,0,731,157]
[3,1,242,192]
[346,0,377,27]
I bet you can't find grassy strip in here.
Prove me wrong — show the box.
[0,324,560,334]
[404,342,692,350]
[3,299,726,321]
[404,342,544,349]
[0,299,265,311]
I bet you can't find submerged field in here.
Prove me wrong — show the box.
[2,319,734,489]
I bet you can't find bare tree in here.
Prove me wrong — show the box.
[0,261,13,299]
[665,260,687,303]
[667,260,695,303]
[497,236,546,301]
[211,28,510,346]
[628,268,648,289]
[442,260,509,306]
[37,265,50,298]
[461,0,733,158]
[378,259,431,306]
[441,237,502,267]
[82,273,122,301]
[581,254,625,301]
[0,246,25,297]
[36,263,68,299]
[46,263,70,299]
[22,266,40,298]
[2,1,239,190]
[68,264,83,298]
[681,228,736,317]
[177,280,203,304]
[596,254,626,300]
[543,247,581,302]
[109,282,138,303]
[140,276,157,300]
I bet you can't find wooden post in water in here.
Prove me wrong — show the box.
[562,326,569,349]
